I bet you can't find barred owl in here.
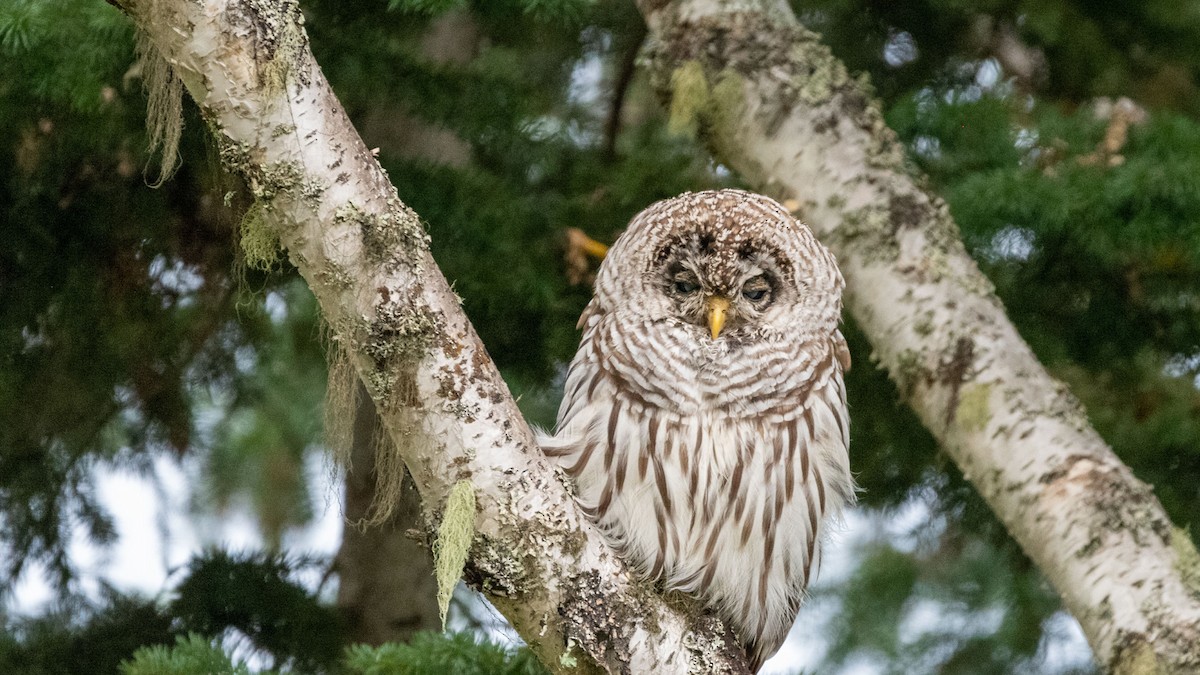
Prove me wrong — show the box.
[541,189,854,671]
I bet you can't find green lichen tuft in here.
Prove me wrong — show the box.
[668,60,710,138]
[956,383,992,433]
[1171,527,1200,597]
[891,348,924,399]
[245,0,308,92]
[558,645,578,669]
[836,204,898,262]
[234,160,307,271]
[239,202,280,270]
[251,161,304,201]
[667,62,748,168]
[791,41,848,105]
[434,480,476,629]
[1112,640,1159,675]
[335,200,430,267]
[863,114,908,171]
[707,69,747,163]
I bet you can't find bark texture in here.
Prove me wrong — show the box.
[121,0,749,672]
[637,0,1200,672]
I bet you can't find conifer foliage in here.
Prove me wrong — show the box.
[2,0,1200,672]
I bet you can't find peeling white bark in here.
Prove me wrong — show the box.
[120,0,750,672]
[638,0,1200,672]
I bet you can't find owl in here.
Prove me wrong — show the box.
[540,189,854,671]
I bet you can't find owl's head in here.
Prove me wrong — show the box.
[595,189,844,342]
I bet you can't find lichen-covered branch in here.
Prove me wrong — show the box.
[637,0,1200,672]
[117,0,748,671]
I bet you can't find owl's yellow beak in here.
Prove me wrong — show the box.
[707,296,730,340]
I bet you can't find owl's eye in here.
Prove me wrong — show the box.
[674,280,699,294]
[668,267,701,296]
[742,276,771,303]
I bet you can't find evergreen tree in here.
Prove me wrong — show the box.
[2,0,1199,671]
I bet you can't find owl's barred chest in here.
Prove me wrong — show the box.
[587,317,824,415]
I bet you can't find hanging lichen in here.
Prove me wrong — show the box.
[667,60,710,138]
[321,316,409,530]
[666,61,747,166]
[705,69,747,164]
[322,322,359,471]
[433,480,476,629]
[135,30,183,187]
[245,0,308,93]
[239,202,282,270]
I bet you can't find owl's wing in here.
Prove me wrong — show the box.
[575,297,603,331]
[834,329,851,373]
[538,298,606,459]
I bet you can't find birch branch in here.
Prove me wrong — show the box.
[636,0,1200,672]
[118,0,748,672]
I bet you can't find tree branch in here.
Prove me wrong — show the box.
[119,0,748,672]
[636,0,1200,672]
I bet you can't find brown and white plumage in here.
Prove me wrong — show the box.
[541,189,854,670]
